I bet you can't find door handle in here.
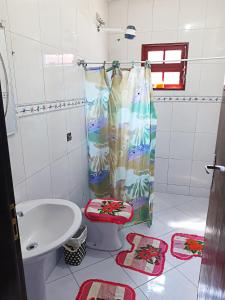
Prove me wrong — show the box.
[205,164,225,174]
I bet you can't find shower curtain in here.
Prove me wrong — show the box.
[85,65,157,225]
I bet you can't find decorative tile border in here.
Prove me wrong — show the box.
[153,96,222,103]
[15,96,222,118]
[16,98,86,118]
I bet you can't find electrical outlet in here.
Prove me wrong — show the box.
[67,132,72,142]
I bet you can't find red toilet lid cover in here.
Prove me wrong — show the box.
[84,198,134,225]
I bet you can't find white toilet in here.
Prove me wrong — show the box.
[82,198,134,252]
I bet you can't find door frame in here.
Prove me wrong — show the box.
[0,82,27,299]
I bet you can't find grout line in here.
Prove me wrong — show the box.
[175,263,200,288]
[69,255,112,275]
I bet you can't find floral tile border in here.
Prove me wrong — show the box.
[15,96,222,118]
[16,98,86,118]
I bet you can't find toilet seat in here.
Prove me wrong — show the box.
[83,198,134,251]
[84,198,134,225]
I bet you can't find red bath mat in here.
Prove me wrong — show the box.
[171,233,205,260]
[116,233,168,276]
[84,198,134,225]
[75,279,136,300]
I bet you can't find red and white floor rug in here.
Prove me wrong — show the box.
[76,279,136,300]
[116,233,168,276]
[171,233,205,260]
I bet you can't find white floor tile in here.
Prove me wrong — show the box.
[176,258,201,287]
[140,268,198,300]
[176,198,208,220]
[153,197,171,213]
[156,207,206,235]
[46,275,79,300]
[73,257,137,288]
[46,257,71,283]
[155,192,194,207]
[131,218,173,238]
[110,227,134,256]
[135,287,149,299]
[69,247,111,273]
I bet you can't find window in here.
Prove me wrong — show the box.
[141,43,189,90]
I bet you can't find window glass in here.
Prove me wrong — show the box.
[164,72,180,84]
[148,51,164,63]
[165,50,182,63]
[151,72,163,85]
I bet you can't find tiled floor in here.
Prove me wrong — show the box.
[45,192,208,300]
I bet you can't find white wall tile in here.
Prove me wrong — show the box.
[26,166,52,200]
[199,64,225,96]
[170,132,194,160]
[128,0,153,31]
[63,65,80,99]
[191,160,212,188]
[0,0,8,24]
[155,157,168,184]
[151,30,178,44]
[20,115,50,177]
[8,128,25,185]
[189,187,210,198]
[47,111,67,162]
[108,33,128,61]
[167,184,189,195]
[7,0,40,40]
[184,64,201,96]
[155,131,170,158]
[38,0,62,48]
[178,0,206,30]
[68,147,82,194]
[193,133,216,162]
[153,0,179,31]
[171,103,197,132]
[154,183,167,193]
[168,159,192,186]
[178,30,203,60]
[206,0,225,28]
[42,45,65,101]
[51,156,69,199]
[61,0,77,52]
[109,0,128,28]
[202,29,225,61]
[155,102,172,131]
[69,185,84,208]
[11,34,45,104]
[14,181,27,203]
[127,32,151,61]
[196,103,221,133]
[65,107,86,152]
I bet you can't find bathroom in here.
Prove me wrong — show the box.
[0,0,225,299]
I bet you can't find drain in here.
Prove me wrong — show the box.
[26,242,38,251]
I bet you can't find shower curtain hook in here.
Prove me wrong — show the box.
[144,60,151,68]
[112,60,120,69]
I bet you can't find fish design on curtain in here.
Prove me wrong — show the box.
[85,65,157,225]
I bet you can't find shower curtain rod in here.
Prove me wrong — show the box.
[77,56,225,67]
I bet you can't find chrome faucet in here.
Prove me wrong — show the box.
[16,211,24,217]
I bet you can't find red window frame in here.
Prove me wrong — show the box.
[141,43,189,90]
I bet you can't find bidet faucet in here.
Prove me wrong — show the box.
[16,211,24,217]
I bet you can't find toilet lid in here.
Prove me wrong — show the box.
[84,198,134,224]
[76,279,136,300]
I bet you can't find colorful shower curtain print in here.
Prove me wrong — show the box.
[85,65,157,225]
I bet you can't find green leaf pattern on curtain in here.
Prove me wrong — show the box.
[85,66,157,226]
